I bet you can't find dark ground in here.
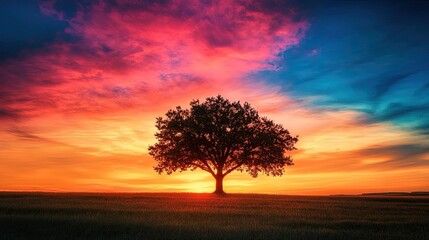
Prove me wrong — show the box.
[0,192,428,240]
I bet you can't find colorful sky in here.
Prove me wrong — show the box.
[1,0,428,195]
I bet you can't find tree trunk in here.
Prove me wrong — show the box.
[214,175,225,194]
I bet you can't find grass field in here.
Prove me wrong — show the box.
[0,192,428,240]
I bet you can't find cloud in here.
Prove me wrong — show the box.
[0,107,22,120]
[360,144,429,168]
[0,0,307,120]
[377,103,429,121]
[1,1,428,194]
[8,128,46,140]
[371,73,413,101]
[293,143,429,174]
[260,1,429,138]
[0,1,69,61]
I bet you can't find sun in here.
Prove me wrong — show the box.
[184,182,213,193]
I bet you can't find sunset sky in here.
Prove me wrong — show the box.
[1,0,428,195]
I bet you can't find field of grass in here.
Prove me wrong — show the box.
[0,192,428,240]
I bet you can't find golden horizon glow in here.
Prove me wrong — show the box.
[2,106,428,195]
[1,1,428,195]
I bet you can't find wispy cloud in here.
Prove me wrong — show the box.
[0,0,307,119]
[1,0,428,194]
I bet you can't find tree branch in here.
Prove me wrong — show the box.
[189,162,208,171]
[189,162,216,178]
[222,162,244,177]
[200,161,216,178]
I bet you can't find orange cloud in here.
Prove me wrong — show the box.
[1,1,428,195]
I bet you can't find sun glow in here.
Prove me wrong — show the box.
[1,1,428,195]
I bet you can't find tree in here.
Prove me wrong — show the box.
[148,95,298,194]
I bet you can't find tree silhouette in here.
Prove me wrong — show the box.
[148,95,298,194]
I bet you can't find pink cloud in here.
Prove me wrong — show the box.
[308,48,320,56]
[0,0,307,120]
[2,1,429,194]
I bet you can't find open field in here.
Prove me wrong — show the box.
[0,192,428,240]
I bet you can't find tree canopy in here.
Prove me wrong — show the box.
[148,95,298,194]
